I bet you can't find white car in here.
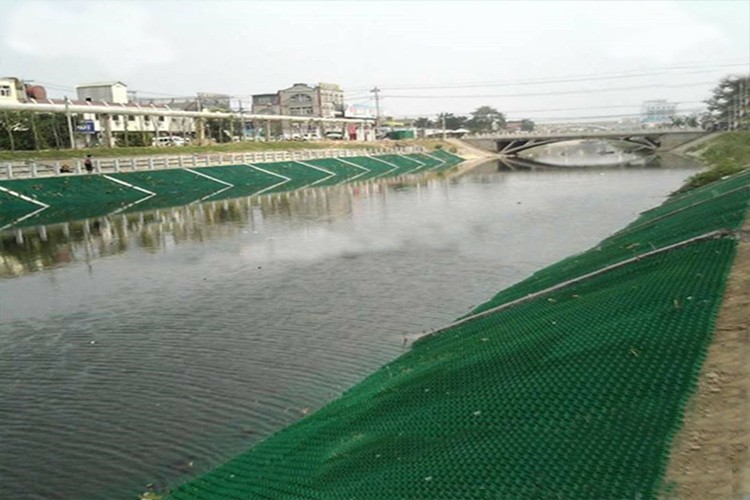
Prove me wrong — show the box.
[152,136,188,147]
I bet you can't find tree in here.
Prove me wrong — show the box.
[704,75,749,130]
[437,113,468,130]
[414,117,434,128]
[520,119,535,132]
[466,106,506,133]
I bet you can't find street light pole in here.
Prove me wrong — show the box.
[65,97,76,149]
[371,86,381,134]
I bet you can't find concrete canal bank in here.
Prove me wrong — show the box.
[159,136,750,498]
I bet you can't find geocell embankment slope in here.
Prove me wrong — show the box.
[166,171,749,499]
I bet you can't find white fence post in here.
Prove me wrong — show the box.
[6,163,12,179]
[30,161,38,177]
[114,159,120,172]
[148,158,154,170]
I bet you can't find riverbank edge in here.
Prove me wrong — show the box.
[661,131,750,497]
[670,131,750,194]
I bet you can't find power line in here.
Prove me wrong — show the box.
[397,101,706,119]
[383,81,717,99]
[344,60,749,91]
[373,66,747,91]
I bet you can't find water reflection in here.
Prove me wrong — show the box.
[0,180,431,279]
[519,139,653,167]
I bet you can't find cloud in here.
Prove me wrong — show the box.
[5,1,175,75]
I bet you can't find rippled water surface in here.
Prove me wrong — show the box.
[0,159,699,499]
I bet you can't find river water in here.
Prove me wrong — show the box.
[0,156,700,499]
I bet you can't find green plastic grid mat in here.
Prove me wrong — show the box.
[0,175,145,207]
[374,154,424,176]
[248,161,332,192]
[0,153,465,230]
[192,165,283,201]
[469,174,750,316]
[429,149,464,168]
[633,168,750,226]
[0,188,42,228]
[168,236,737,499]
[340,156,398,181]
[406,153,443,169]
[303,158,369,186]
[0,176,147,228]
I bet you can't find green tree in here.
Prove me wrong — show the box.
[520,119,535,132]
[437,112,468,130]
[467,106,506,133]
[414,117,434,128]
[704,75,750,130]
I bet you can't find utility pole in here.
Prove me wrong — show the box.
[64,97,76,149]
[371,86,381,134]
[441,113,446,140]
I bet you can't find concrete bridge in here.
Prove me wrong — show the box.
[463,130,707,156]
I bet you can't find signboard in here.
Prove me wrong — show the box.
[76,120,96,134]
[344,104,375,119]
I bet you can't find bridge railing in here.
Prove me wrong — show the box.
[466,128,702,139]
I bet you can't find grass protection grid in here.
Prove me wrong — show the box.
[0,152,464,230]
[167,173,745,499]
[470,173,750,315]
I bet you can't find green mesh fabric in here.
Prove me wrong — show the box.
[375,154,424,176]
[0,176,145,228]
[470,176,749,316]
[250,161,331,192]
[429,149,464,168]
[0,189,40,227]
[168,235,737,499]
[407,153,442,169]
[0,153,465,229]
[108,170,228,212]
[635,168,750,225]
[342,157,398,181]
[303,159,368,186]
[193,165,281,201]
[0,176,144,207]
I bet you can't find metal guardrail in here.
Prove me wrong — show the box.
[0,146,424,180]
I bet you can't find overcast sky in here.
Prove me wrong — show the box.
[1,0,748,121]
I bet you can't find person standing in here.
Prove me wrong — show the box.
[84,154,93,173]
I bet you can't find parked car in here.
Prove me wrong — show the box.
[152,136,188,147]
[324,131,344,140]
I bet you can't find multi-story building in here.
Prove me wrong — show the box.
[251,82,345,138]
[641,100,677,125]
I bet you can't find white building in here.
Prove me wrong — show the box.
[0,77,26,102]
[641,100,677,125]
[76,81,128,104]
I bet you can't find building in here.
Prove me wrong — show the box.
[76,81,128,104]
[250,93,280,116]
[641,100,677,125]
[251,82,345,138]
[0,77,26,102]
